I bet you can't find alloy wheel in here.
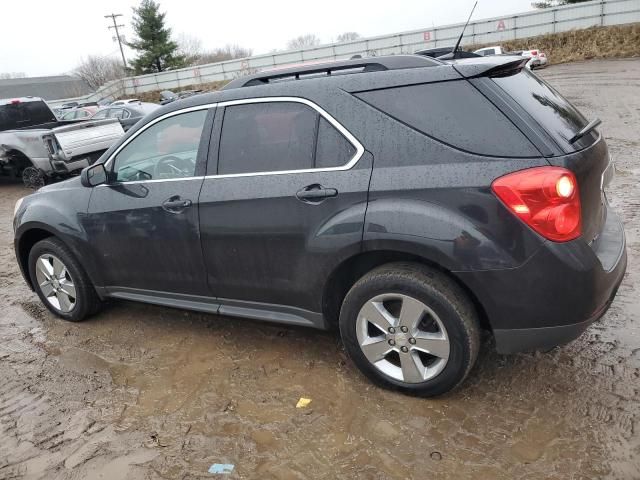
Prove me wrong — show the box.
[356,293,450,383]
[34,254,77,313]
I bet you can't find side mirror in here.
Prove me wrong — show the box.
[80,163,107,187]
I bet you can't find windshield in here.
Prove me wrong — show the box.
[492,69,596,152]
[0,101,57,131]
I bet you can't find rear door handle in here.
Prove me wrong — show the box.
[296,184,338,203]
[162,196,192,213]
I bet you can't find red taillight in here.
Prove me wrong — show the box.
[10,99,21,104]
[531,50,538,56]
[492,167,581,242]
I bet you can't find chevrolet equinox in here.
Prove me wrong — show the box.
[13,55,627,396]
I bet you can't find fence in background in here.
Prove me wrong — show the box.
[49,0,639,107]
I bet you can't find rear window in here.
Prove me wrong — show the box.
[492,69,595,151]
[355,81,539,157]
[0,101,56,131]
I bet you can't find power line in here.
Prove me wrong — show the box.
[105,13,128,70]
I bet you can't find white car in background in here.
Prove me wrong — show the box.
[109,98,141,106]
[473,45,548,69]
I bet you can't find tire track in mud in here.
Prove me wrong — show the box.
[0,305,155,480]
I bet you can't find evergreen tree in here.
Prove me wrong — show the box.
[128,0,185,74]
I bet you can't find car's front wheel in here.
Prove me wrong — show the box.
[339,262,481,397]
[28,238,101,322]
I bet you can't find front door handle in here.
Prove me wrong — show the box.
[162,196,192,213]
[296,184,338,204]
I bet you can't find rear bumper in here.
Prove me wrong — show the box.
[457,206,627,353]
[492,254,625,353]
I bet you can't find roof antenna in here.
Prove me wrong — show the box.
[439,1,478,60]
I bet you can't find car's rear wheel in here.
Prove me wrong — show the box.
[339,262,480,397]
[28,238,101,322]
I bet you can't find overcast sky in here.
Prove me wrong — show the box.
[0,0,535,77]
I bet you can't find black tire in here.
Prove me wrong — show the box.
[28,238,101,322]
[22,166,46,189]
[339,262,481,397]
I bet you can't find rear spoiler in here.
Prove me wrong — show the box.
[450,56,529,79]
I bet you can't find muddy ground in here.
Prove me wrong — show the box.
[1,59,639,480]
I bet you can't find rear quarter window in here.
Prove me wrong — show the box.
[355,81,539,158]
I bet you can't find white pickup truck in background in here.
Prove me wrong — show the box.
[0,97,124,187]
[473,45,548,69]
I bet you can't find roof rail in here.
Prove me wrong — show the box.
[223,55,442,90]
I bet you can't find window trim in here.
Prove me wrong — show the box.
[102,97,364,184]
[212,97,364,178]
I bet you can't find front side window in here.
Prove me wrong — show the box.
[92,109,108,119]
[113,109,207,182]
[109,108,125,119]
[218,101,357,175]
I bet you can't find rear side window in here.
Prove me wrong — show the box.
[492,69,593,152]
[0,101,56,131]
[218,101,357,175]
[355,81,539,157]
[110,108,127,119]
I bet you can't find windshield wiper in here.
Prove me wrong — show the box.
[569,118,601,144]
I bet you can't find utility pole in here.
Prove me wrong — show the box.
[105,13,127,70]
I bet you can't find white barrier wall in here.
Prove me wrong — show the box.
[48,0,639,107]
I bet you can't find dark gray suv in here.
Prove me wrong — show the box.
[13,55,626,396]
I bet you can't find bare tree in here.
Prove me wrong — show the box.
[195,45,253,66]
[177,33,204,65]
[286,34,321,50]
[0,72,27,79]
[336,32,361,42]
[176,33,253,67]
[73,55,125,90]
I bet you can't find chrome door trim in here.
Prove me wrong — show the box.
[101,96,365,185]
[207,96,365,179]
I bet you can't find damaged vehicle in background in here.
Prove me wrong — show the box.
[0,97,124,188]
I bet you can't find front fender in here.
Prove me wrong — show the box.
[14,186,102,287]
